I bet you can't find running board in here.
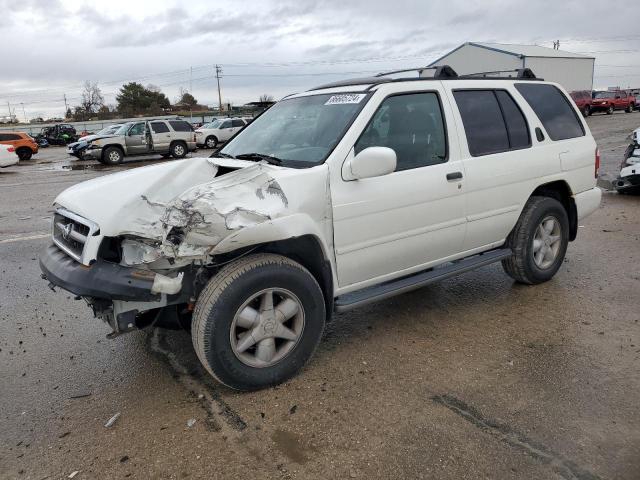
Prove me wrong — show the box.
[334,248,512,313]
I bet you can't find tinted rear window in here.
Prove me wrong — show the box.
[495,90,530,150]
[0,133,21,141]
[453,90,509,156]
[515,84,584,141]
[169,121,194,132]
[150,122,169,133]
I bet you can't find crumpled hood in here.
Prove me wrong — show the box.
[54,157,326,259]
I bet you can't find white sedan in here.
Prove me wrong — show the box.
[195,118,249,149]
[0,143,18,168]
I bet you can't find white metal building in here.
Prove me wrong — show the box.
[428,42,595,92]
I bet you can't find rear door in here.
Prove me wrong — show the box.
[449,87,539,251]
[149,121,171,152]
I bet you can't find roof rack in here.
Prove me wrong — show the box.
[375,65,459,79]
[460,68,539,79]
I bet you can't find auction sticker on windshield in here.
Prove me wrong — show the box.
[325,94,367,105]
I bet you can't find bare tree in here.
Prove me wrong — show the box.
[80,81,104,115]
[259,94,275,103]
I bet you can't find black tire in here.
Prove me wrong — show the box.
[16,148,33,161]
[170,141,187,159]
[192,254,326,391]
[102,146,123,165]
[606,105,614,115]
[626,103,634,113]
[501,196,569,285]
[205,136,218,149]
[161,153,172,159]
[582,105,590,117]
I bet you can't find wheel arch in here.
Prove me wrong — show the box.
[530,180,577,241]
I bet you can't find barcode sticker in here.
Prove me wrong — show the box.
[324,94,366,105]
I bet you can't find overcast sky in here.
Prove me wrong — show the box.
[1,0,639,119]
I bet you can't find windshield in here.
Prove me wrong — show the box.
[114,123,134,135]
[220,93,370,166]
[97,125,119,135]
[593,92,614,99]
[203,120,222,129]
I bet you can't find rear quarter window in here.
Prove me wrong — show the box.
[516,84,584,141]
[168,121,194,132]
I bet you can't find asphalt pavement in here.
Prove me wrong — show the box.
[1,113,639,479]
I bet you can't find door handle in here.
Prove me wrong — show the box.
[446,171,463,181]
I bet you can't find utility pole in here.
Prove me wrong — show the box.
[20,103,26,123]
[189,66,193,93]
[215,65,223,113]
[63,94,69,117]
[7,100,11,118]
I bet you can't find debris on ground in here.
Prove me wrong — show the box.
[104,412,120,428]
[186,418,197,428]
[68,471,79,478]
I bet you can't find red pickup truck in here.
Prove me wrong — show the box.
[591,90,636,114]
[570,90,593,117]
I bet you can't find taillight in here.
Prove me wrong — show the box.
[8,147,15,153]
[595,147,600,178]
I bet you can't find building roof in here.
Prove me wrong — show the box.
[429,42,594,66]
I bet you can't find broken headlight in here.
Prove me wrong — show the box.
[120,238,162,266]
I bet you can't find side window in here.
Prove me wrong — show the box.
[515,84,585,141]
[354,92,447,171]
[231,119,245,128]
[495,91,530,150]
[129,123,145,135]
[0,134,9,141]
[150,122,169,133]
[220,120,232,129]
[168,120,193,132]
[453,90,509,156]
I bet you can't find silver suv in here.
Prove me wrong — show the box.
[82,120,197,164]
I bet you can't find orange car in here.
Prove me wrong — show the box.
[0,131,39,160]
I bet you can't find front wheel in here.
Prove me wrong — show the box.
[502,196,569,285]
[205,136,218,149]
[101,146,123,165]
[607,105,614,115]
[582,105,590,117]
[626,103,634,113]
[192,254,326,391]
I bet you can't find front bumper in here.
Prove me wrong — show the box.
[82,147,103,160]
[590,103,611,112]
[574,187,602,220]
[39,244,157,301]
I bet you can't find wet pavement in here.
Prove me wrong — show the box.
[1,114,639,479]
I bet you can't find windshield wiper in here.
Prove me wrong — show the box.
[209,152,235,159]
[234,152,282,165]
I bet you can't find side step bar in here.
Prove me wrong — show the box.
[334,248,512,313]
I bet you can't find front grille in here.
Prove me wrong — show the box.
[52,208,98,262]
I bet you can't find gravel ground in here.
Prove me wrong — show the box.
[1,112,639,480]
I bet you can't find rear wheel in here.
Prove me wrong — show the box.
[101,146,123,165]
[502,196,569,285]
[192,254,326,391]
[626,103,634,113]
[170,141,187,159]
[606,105,614,115]
[582,105,590,117]
[205,136,218,149]
[16,148,32,161]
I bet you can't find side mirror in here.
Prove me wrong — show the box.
[344,146,396,180]
[615,95,621,99]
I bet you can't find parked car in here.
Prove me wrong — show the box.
[40,67,601,391]
[82,119,197,164]
[591,90,635,114]
[34,124,77,145]
[29,117,44,124]
[615,127,640,193]
[0,144,19,167]
[0,131,39,160]
[67,124,124,159]
[570,90,593,117]
[195,117,248,148]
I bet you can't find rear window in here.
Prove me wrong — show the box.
[150,122,169,133]
[453,90,530,156]
[515,84,585,141]
[169,120,194,132]
[231,119,245,128]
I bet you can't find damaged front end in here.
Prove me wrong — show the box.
[40,158,298,337]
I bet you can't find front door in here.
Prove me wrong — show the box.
[217,120,234,141]
[124,122,148,154]
[332,90,467,288]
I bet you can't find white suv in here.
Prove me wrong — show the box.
[195,117,249,148]
[40,67,601,391]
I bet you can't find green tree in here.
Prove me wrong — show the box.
[116,82,170,116]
